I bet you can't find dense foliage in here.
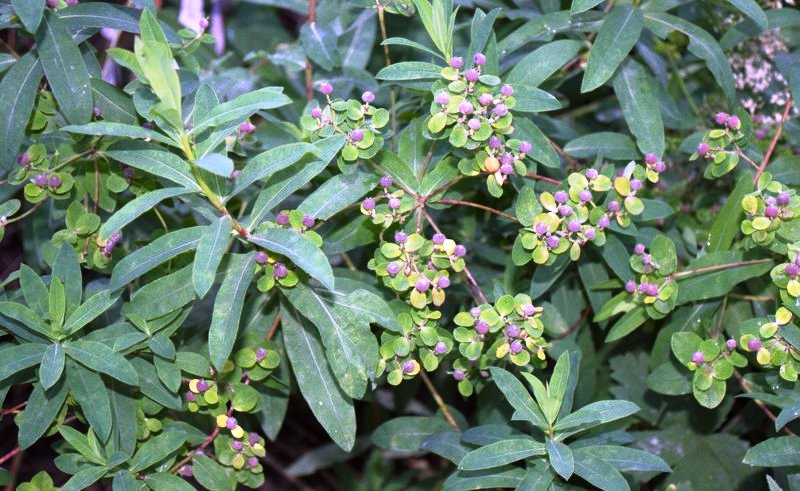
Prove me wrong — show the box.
[1,0,800,489]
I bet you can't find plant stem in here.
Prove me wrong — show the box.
[734,370,796,436]
[376,1,398,151]
[419,371,460,431]
[436,198,518,221]
[669,58,701,118]
[267,313,282,340]
[304,0,316,102]
[671,259,772,280]
[524,173,562,185]
[0,447,19,466]
[754,97,793,185]
[6,200,46,225]
[555,307,591,340]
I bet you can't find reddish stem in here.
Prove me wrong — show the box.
[671,259,772,280]
[524,173,562,185]
[754,97,793,185]
[0,447,19,466]
[436,199,518,221]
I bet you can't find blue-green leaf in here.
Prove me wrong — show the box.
[249,229,334,290]
[208,253,256,370]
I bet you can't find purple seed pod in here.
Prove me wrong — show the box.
[178,465,193,477]
[449,57,464,69]
[634,243,646,255]
[311,106,323,118]
[625,280,637,293]
[501,84,513,97]
[415,278,430,292]
[247,457,259,468]
[778,193,791,206]
[199,17,209,30]
[17,153,30,166]
[597,215,611,229]
[454,244,467,257]
[754,115,764,124]
[427,261,437,271]
[433,232,446,244]
[437,276,450,289]
[66,0,78,5]
[607,200,621,212]
[302,215,315,228]
[546,236,560,249]
[386,262,400,276]
[585,227,596,240]
[785,263,799,277]
[765,195,777,208]
[142,121,154,130]
[500,153,514,165]
[765,205,779,218]
[519,141,532,154]
[226,417,238,430]
[534,222,549,235]
[747,338,761,351]
[465,69,480,82]
[697,142,710,155]
[478,93,494,106]
[726,338,737,350]
[92,106,102,118]
[239,121,256,134]
[691,351,704,364]
[232,440,244,451]
[554,190,569,203]
[521,304,536,316]
[645,283,659,297]
[488,136,502,149]
[435,92,451,105]
[585,168,598,179]
[567,220,582,233]
[509,340,523,355]
[33,174,48,188]
[362,197,376,210]
[273,262,288,279]
[47,0,59,8]
[276,211,290,225]
[558,205,573,217]
[319,81,333,95]
[230,169,240,180]
[362,91,375,104]
[197,380,209,393]
[715,112,729,125]
[630,179,643,191]
[255,251,268,265]
[109,232,122,244]
[458,100,474,115]
[475,319,490,334]
[248,433,260,445]
[579,190,592,202]
[186,391,197,402]
[380,175,393,188]
[473,52,486,65]
[350,128,364,142]
[434,341,447,355]
[467,118,481,131]
[48,175,62,188]
[453,369,465,381]
[505,324,521,338]
[654,161,666,173]
[388,197,401,210]
[645,153,658,164]
[394,231,407,244]
[492,104,509,117]
[402,360,416,373]
[727,115,740,128]
[641,254,652,266]
[255,347,267,362]
[470,307,481,317]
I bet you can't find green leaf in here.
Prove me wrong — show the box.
[571,0,604,15]
[605,305,648,342]
[300,22,340,70]
[17,380,68,449]
[39,344,65,390]
[299,170,378,220]
[19,264,49,317]
[62,290,118,336]
[58,426,104,465]
[458,439,546,470]
[676,252,772,304]
[228,142,317,199]
[729,0,768,31]
[208,252,256,371]
[63,123,179,148]
[64,340,139,385]
[514,118,560,169]
[372,416,453,451]
[580,445,671,472]
[67,361,113,442]
[776,404,800,431]
[58,3,180,41]
[192,454,235,491]
[646,361,691,395]
[281,304,356,451]
[0,53,42,171]
[744,436,800,467]
[582,6,644,93]
[135,10,181,126]
[564,132,640,160]
[144,473,197,491]
[36,11,92,124]
[0,343,47,382]
[644,12,736,102]
[129,358,182,410]
[60,466,108,491]
[707,172,753,253]
[98,187,195,241]
[110,226,205,290]
[488,367,548,428]
[546,439,575,479]
[613,61,664,156]
[53,243,82,315]
[90,79,138,124]
[0,302,51,338]
[382,37,446,61]
[553,400,639,432]
[49,276,65,329]
[376,61,443,81]
[129,430,186,472]
[193,217,232,299]
[573,451,630,491]
[191,87,291,135]
[12,0,44,33]
[506,39,582,88]
[512,85,562,112]
[249,229,334,290]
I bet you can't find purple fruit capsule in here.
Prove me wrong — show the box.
[380,175,393,188]
[467,118,481,131]
[534,222,549,235]
[93,106,102,118]
[48,175,62,188]
[319,81,333,95]
[33,174,48,187]
[691,351,704,364]
[478,93,494,106]
[697,142,710,155]
[558,205,573,217]
[554,190,569,203]
[255,347,267,361]
[350,128,364,142]
[249,433,260,445]
[634,243,646,255]
[727,115,740,128]
[715,112,729,125]
[786,263,800,277]
[501,84,513,97]
[579,190,592,202]
[199,17,209,30]
[546,236,560,249]
[437,276,450,289]
[454,244,467,257]
[567,220,582,233]
[415,278,430,292]
[655,161,666,173]
[433,233,446,244]
[645,153,658,164]
[247,457,259,468]
[470,307,481,317]
[388,197,401,210]
[453,369,465,381]
[273,262,288,279]
[585,168,598,179]
[726,338,737,350]
[492,104,508,117]
[402,360,416,373]
[361,91,375,104]
[625,280,636,293]
[475,319,490,334]
[458,101,474,115]
[362,197,376,210]
[17,153,30,166]
[500,163,514,175]
[778,193,791,206]
[473,52,486,65]
[500,153,514,165]
[522,304,536,316]
[519,141,532,154]
[435,92,451,105]
[226,417,238,430]
[386,262,400,276]
[197,380,209,393]
[765,205,779,218]
[747,338,761,351]
[505,324,521,338]
[276,211,289,225]
[585,227,596,240]
[394,231,407,244]
[434,341,447,354]
[186,391,196,402]
[465,69,480,82]
[302,215,315,228]
[597,215,611,229]
[607,201,621,212]
[489,136,502,149]
[449,57,463,69]
[232,440,244,451]
[509,340,523,354]
[630,179,643,191]
[311,106,323,118]
[255,251,268,265]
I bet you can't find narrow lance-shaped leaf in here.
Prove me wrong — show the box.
[249,229,334,290]
[0,343,48,382]
[227,142,317,199]
[488,367,548,428]
[53,243,83,315]
[18,380,69,449]
[106,141,198,190]
[0,53,42,171]
[67,360,113,441]
[208,252,256,370]
[63,122,179,148]
[190,87,291,135]
[12,0,45,33]
[613,61,665,156]
[193,217,232,298]
[39,343,65,390]
[98,187,194,241]
[62,290,118,336]
[64,340,139,385]
[458,439,546,470]
[582,6,644,93]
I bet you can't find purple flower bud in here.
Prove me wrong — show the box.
[697,142,710,156]
[432,233,446,244]
[248,433,260,445]
[454,244,467,257]
[273,262,288,279]
[453,369,465,381]
[645,153,658,164]
[470,307,481,317]
[546,236,560,249]
[415,278,430,292]
[33,174,48,188]
[254,348,268,363]
[197,380,209,393]
[458,100,474,115]
[519,141,532,154]
[302,215,315,228]
[350,128,364,142]
[475,319,490,334]
[585,227,596,240]
[435,92,451,105]
[554,191,569,203]
[747,338,761,351]
[645,283,659,297]
[634,243,646,255]
[65,0,78,5]
[558,205,573,217]
[765,196,777,207]
[388,197,401,210]
[142,121,154,129]
[311,106,323,118]
[778,193,791,206]
[607,201,621,212]
[765,205,779,218]
[691,351,704,364]
[92,106,102,118]
[255,251,268,265]
[467,118,481,131]
[630,179,643,191]
[585,168,598,179]
[380,175,393,188]
[478,93,494,106]
[501,84,513,97]
[199,17,209,30]
[727,115,740,129]
[437,276,450,289]
[362,91,375,104]
[394,231,407,244]
[505,324,521,338]
[17,153,30,166]
[48,175,62,188]
[247,456,259,468]
[534,222,549,235]
[715,112,729,125]
[642,254,652,266]
[434,341,447,354]
[500,153,514,165]
[427,261,437,271]
[449,57,463,69]
[786,263,799,277]
[499,163,513,175]
[402,360,416,373]
[239,121,256,134]
[654,161,666,173]
[230,169,240,180]
[473,52,486,65]
[186,391,196,402]
[178,465,193,477]
[579,190,592,202]
[362,197,376,210]
[567,220,582,233]
[319,81,333,95]
[465,69,480,82]
[232,440,244,451]
[509,340,523,354]
[226,417,238,430]
[521,304,536,316]
[488,136,502,148]
[386,262,400,276]
[492,104,508,117]
[625,280,637,293]
[47,0,59,8]
[276,211,289,225]
[597,215,611,229]
[726,338,737,350]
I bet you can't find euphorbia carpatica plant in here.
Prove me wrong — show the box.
[2,0,800,489]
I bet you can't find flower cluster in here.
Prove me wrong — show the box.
[740,305,800,382]
[740,172,798,247]
[450,294,549,396]
[623,236,679,319]
[690,111,748,178]
[301,83,389,164]
[425,53,529,196]
[12,145,75,204]
[369,231,467,384]
[360,175,414,228]
[671,331,747,407]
